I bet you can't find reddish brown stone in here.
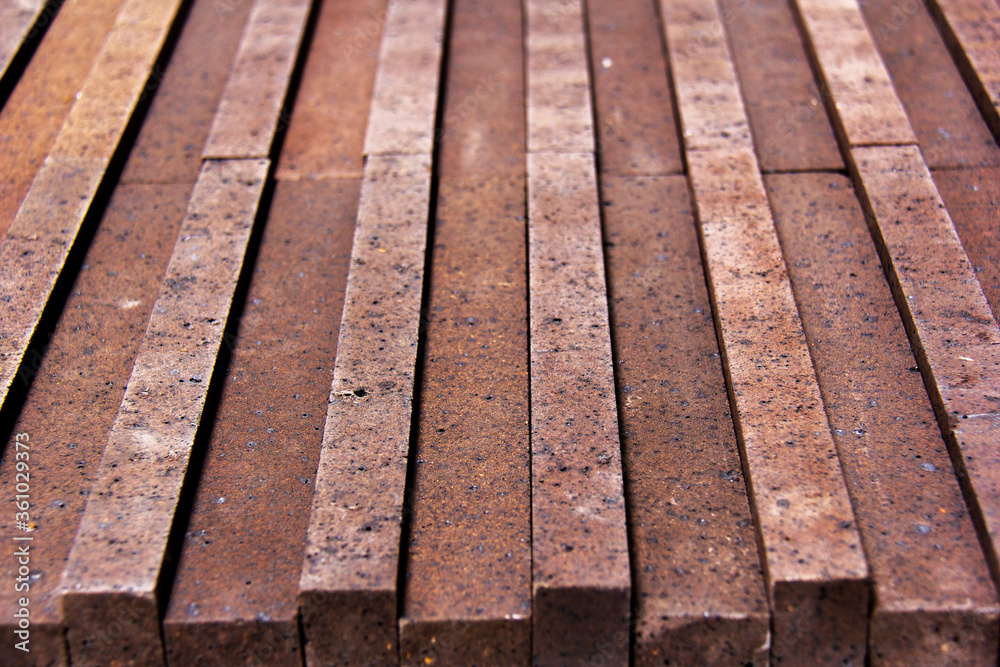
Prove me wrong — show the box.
[587,0,683,175]
[275,0,387,180]
[399,0,531,664]
[0,0,125,238]
[61,159,269,667]
[933,167,1000,321]
[525,0,594,154]
[298,154,432,665]
[601,174,769,665]
[527,152,631,666]
[719,0,844,172]
[851,144,1000,584]
[362,0,447,157]
[769,171,1000,666]
[0,183,192,666]
[201,0,312,160]
[162,178,360,667]
[861,0,1000,169]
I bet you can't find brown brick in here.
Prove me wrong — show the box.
[162,178,360,667]
[61,158,269,667]
[792,0,917,147]
[769,171,1000,665]
[201,0,312,160]
[851,144,1000,583]
[275,0,387,180]
[525,0,594,154]
[587,0,683,175]
[861,0,1000,169]
[601,174,770,665]
[298,154,432,665]
[362,0,447,156]
[527,152,630,666]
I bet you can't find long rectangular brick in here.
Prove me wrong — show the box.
[769,171,1000,665]
[525,0,594,154]
[0,0,125,238]
[718,0,844,172]
[0,0,184,415]
[398,0,531,664]
[298,153,432,665]
[792,0,916,146]
[861,0,1000,169]
[162,178,360,666]
[661,3,870,662]
[362,0,446,156]
[202,0,313,160]
[0,0,47,82]
[601,173,769,665]
[50,0,184,162]
[924,0,1000,139]
[586,0,683,175]
[850,144,1000,581]
[0,182,192,667]
[527,152,630,666]
[60,158,270,667]
[275,0,387,180]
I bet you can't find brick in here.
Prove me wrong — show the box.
[861,0,1000,169]
[924,0,1000,139]
[60,158,269,667]
[792,0,917,146]
[525,0,594,154]
[162,179,360,666]
[851,144,1000,582]
[0,0,125,238]
[601,174,769,665]
[362,0,447,156]
[687,146,868,666]
[0,183,192,667]
[275,0,387,180]
[399,0,531,663]
[0,0,46,81]
[933,166,1000,321]
[50,0,185,162]
[587,0,683,175]
[202,0,313,159]
[719,0,844,171]
[527,152,630,666]
[298,154,432,665]
[769,171,1000,665]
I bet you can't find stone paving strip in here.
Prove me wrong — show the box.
[397,0,532,664]
[0,0,255,662]
[525,1,631,663]
[362,0,446,156]
[161,1,383,664]
[924,0,1000,140]
[56,0,314,662]
[0,0,48,84]
[296,0,444,662]
[0,0,184,420]
[202,0,312,160]
[660,0,870,663]
[601,174,770,665]
[768,172,1000,665]
[791,0,1000,588]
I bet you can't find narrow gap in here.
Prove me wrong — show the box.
[393,0,456,637]
[650,0,777,653]
[0,0,197,458]
[579,0,639,663]
[155,0,323,626]
[0,0,66,110]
